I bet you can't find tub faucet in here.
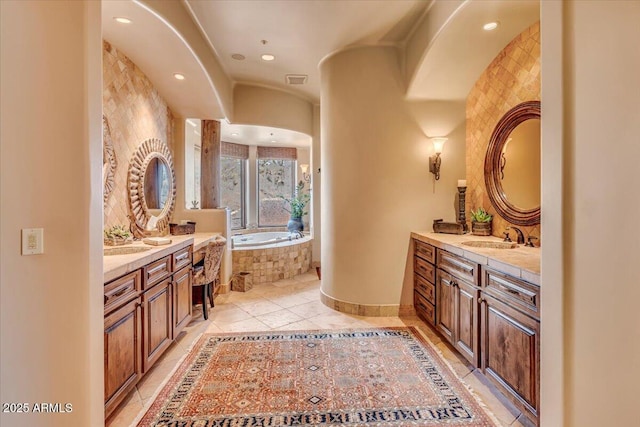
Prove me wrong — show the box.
[508,227,525,244]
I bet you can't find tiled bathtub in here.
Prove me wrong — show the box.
[231,233,312,285]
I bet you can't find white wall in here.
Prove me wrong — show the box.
[541,1,640,425]
[320,46,465,306]
[0,1,103,425]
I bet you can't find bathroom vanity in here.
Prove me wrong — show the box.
[412,232,540,426]
[103,233,222,418]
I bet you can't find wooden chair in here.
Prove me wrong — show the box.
[192,238,225,320]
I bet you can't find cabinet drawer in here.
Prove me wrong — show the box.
[143,255,172,290]
[414,274,435,305]
[482,267,540,320]
[414,240,436,263]
[104,270,141,314]
[414,291,435,325]
[437,249,478,285]
[414,256,435,283]
[172,245,192,272]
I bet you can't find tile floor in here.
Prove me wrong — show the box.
[106,272,530,427]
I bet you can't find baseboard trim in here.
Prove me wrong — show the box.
[319,289,399,317]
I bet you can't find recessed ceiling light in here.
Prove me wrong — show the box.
[261,54,275,61]
[231,54,245,60]
[271,140,276,143]
[231,132,239,136]
[174,73,185,80]
[483,22,499,31]
[114,17,132,24]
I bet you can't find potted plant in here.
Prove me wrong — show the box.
[281,181,311,233]
[470,207,493,236]
[104,224,132,246]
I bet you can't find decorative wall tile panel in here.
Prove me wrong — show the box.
[103,40,175,230]
[466,22,541,241]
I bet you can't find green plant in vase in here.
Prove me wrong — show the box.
[104,224,132,246]
[470,207,493,236]
[280,180,311,233]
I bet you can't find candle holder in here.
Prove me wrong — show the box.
[458,186,468,233]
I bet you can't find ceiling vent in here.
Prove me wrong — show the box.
[285,74,308,85]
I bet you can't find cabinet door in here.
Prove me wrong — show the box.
[173,266,192,337]
[104,298,141,418]
[455,280,479,366]
[481,293,539,421]
[142,278,173,373]
[435,270,455,343]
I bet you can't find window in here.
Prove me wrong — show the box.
[221,142,248,230]
[257,151,296,227]
[220,157,245,229]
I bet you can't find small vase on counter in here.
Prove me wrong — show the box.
[471,221,492,236]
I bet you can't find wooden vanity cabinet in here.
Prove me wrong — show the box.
[104,243,194,418]
[104,296,142,418]
[413,240,437,325]
[142,277,173,373]
[435,264,480,366]
[172,265,192,337]
[481,267,540,424]
[412,239,540,425]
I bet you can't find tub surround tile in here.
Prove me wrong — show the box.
[232,238,312,285]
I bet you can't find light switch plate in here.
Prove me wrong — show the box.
[22,228,44,255]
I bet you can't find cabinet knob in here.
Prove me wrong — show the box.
[478,297,484,304]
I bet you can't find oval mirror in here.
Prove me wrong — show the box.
[143,157,171,210]
[485,101,541,226]
[127,138,176,237]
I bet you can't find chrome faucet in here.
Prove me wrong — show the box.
[507,227,525,244]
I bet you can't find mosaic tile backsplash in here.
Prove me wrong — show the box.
[465,22,541,242]
[103,40,175,230]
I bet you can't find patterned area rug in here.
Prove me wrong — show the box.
[137,327,499,426]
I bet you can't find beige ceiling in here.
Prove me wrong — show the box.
[407,0,540,100]
[185,0,429,103]
[102,0,223,119]
[102,0,540,147]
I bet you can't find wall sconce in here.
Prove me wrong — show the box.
[299,163,311,183]
[429,137,447,180]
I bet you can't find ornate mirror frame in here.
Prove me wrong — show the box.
[484,100,541,226]
[127,138,176,237]
[103,116,117,208]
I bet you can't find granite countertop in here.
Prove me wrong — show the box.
[103,232,225,283]
[411,231,540,286]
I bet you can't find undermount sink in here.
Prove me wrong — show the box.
[461,241,517,249]
[104,246,152,256]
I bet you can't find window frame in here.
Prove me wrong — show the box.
[220,156,247,230]
[256,158,296,228]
